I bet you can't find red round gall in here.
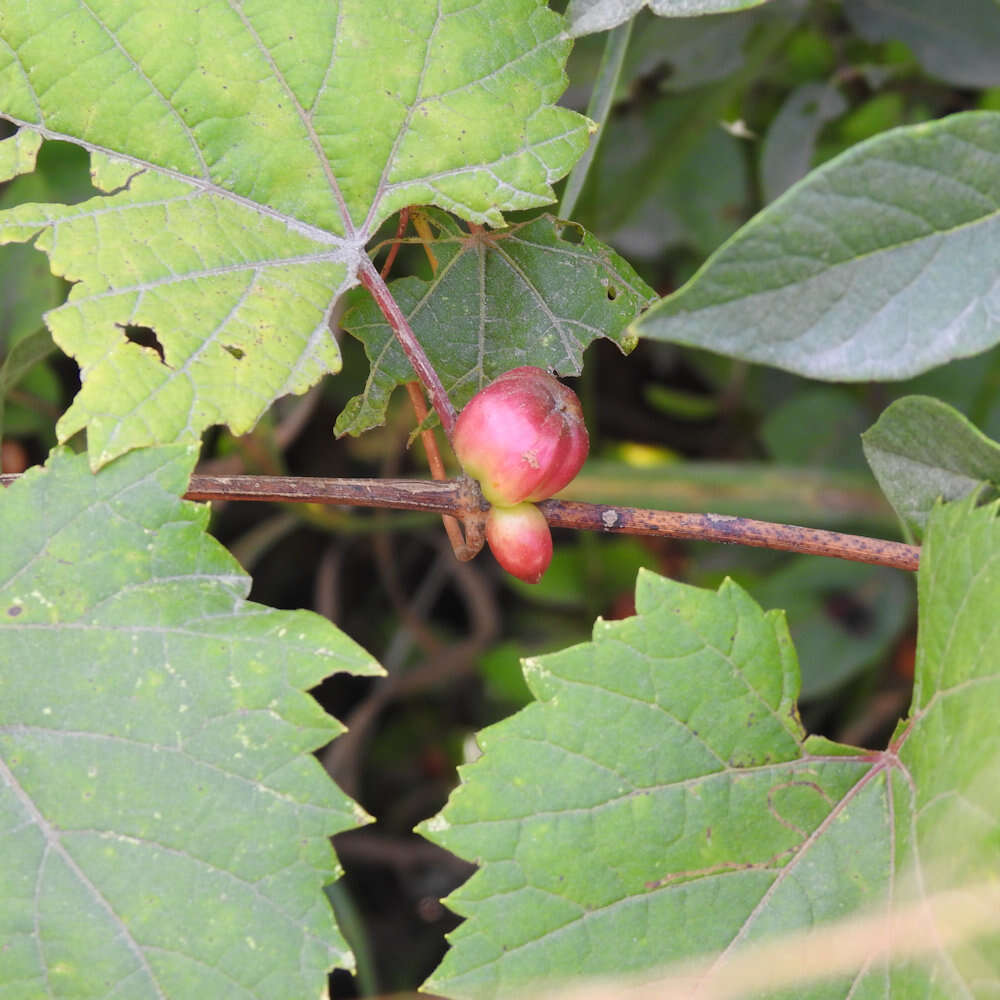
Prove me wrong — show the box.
[453,366,589,507]
[485,502,553,584]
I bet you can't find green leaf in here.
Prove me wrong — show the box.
[843,0,1000,89]
[0,1,589,467]
[759,81,847,203]
[632,112,1000,381]
[901,496,1000,969]
[0,126,40,181]
[862,394,1000,538]
[0,326,56,438]
[336,211,652,436]
[420,498,1000,996]
[0,242,63,354]
[644,383,719,420]
[0,326,56,391]
[0,444,383,999]
[565,0,775,37]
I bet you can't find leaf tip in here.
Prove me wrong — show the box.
[351,801,375,826]
[422,813,451,835]
[620,329,640,354]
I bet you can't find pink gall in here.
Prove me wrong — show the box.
[485,502,553,584]
[453,366,589,507]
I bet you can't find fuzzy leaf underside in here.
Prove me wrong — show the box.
[632,112,1000,382]
[337,210,653,436]
[0,445,383,999]
[0,0,590,467]
[421,499,1000,998]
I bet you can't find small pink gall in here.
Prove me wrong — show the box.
[485,502,553,584]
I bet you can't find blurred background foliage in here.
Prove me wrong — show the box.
[3,1,1000,993]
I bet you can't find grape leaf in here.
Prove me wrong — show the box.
[420,499,1000,997]
[632,112,1000,381]
[336,211,653,437]
[0,0,590,467]
[565,0,776,37]
[843,0,1000,89]
[0,444,383,999]
[0,127,40,181]
[862,394,1000,538]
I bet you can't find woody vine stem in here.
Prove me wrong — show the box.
[0,472,921,572]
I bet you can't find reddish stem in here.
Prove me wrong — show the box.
[358,256,457,437]
[405,380,478,558]
[380,206,409,279]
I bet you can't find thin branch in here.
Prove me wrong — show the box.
[405,380,479,559]
[379,206,410,279]
[357,255,457,437]
[184,474,466,510]
[541,499,920,572]
[1,472,919,571]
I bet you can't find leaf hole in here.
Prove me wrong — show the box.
[606,285,619,301]
[120,325,166,364]
[223,345,246,360]
[556,221,585,245]
[1,138,100,207]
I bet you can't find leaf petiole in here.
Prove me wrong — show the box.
[357,256,458,437]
